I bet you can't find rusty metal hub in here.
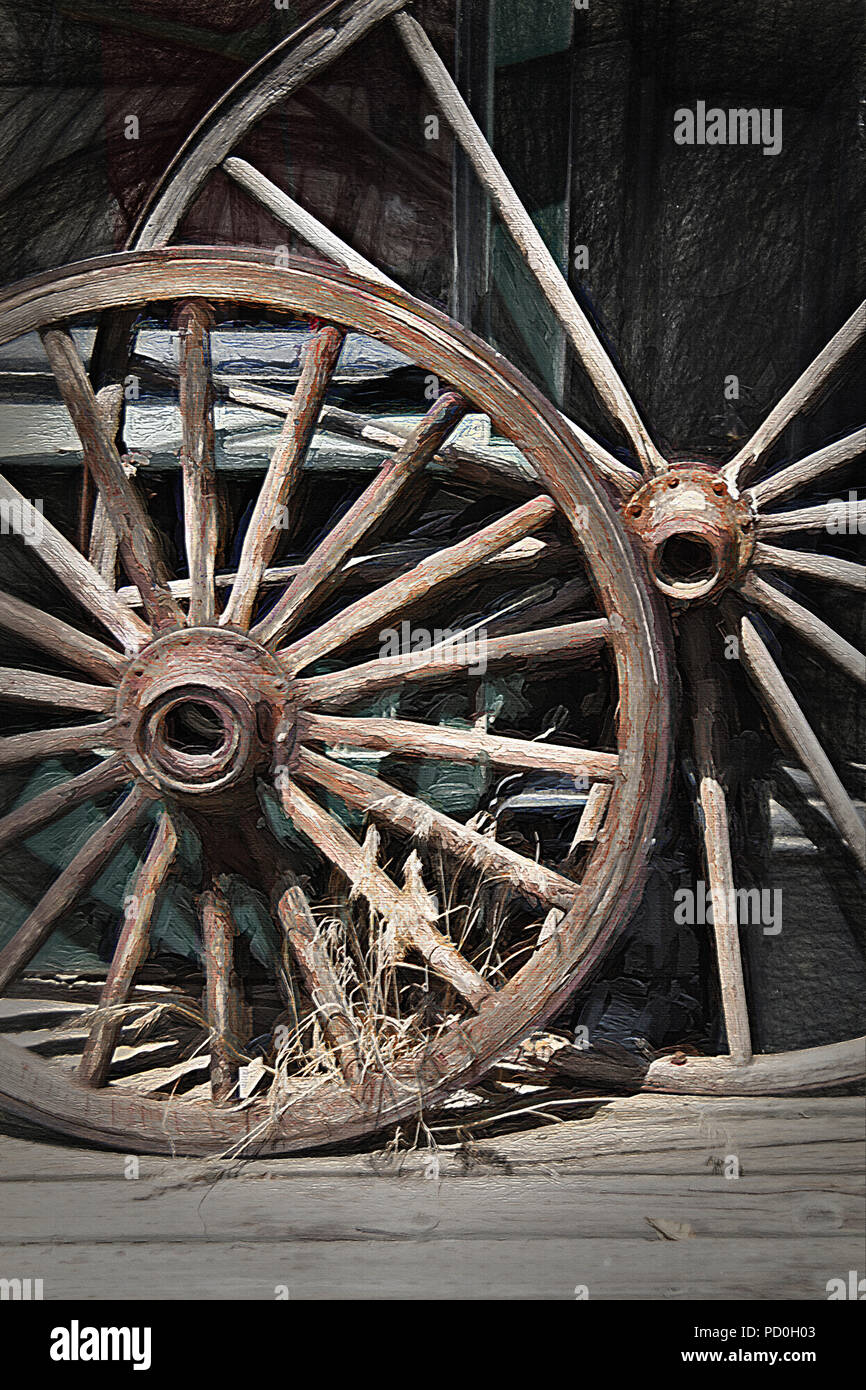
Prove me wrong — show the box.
[115,627,287,801]
[624,465,755,602]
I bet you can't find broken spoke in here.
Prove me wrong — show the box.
[277,777,494,1009]
[296,747,577,909]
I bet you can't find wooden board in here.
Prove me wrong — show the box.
[0,1095,861,1300]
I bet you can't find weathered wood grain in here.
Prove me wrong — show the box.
[0,754,128,855]
[253,390,470,646]
[734,608,866,870]
[0,588,126,685]
[0,1095,860,1300]
[297,747,578,909]
[277,494,558,673]
[752,543,866,591]
[299,712,620,780]
[294,618,610,708]
[40,327,184,631]
[177,299,219,625]
[681,613,752,1063]
[739,573,865,688]
[221,323,345,629]
[0,472,149,652]
[78,814,177,1088]
[750,427,866,507]
[0,788,150,993]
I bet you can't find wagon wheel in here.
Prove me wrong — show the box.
[630,330,866,1094]
[299,11,865,1094]
[106,1,865,1093]
[0,248,670,1155]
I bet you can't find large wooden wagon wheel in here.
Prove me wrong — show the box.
[96,0,864,1095]
[0,248,670,1154]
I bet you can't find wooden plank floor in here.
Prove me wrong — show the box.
[0,1095,862,1300]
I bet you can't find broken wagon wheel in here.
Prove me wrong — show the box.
[0,248,670,1155]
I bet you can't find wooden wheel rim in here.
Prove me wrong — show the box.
[0,248,672,1155]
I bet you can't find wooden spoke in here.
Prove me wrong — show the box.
[39,327,184,631]
[314,403,539,498]
[298,711,620,781]
[278,777,494,1009]
[293,617,609,709]
[296,748,577,909]
[223,158,399,288]
[472,575,592,641]
[199,875,242,1104]
[0,589,126,684]
[277,882,367,1091]
[739,573,865,687]
[0,667,115,713]
[252,391,471,646]
[87,384,125,583]
[220,159,640,499]
[752,542,866,591]
[562,417,642,498]
[278,494,558,674]
[725,298,866,485]
[565,782,612,859]
[0,754,128,855]
[117,536,562,609]
[0,786,151,994]
[393,11,665,478]
[732,608,866,870]
[646,1037,866,1094]
[0,472,149,651]
[0,722,116,771]
[177,300,219,625]
[757,499,866,537]
[78,814,177,1088]
[750,428,866,508]
[220,323,345,630]
[681,613,752,1064]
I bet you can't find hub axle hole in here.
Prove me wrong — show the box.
[162,700,227,756]
[655,534,717,587]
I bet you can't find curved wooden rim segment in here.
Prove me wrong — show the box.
[646,1039,866,1095]
[130,0,408,250]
